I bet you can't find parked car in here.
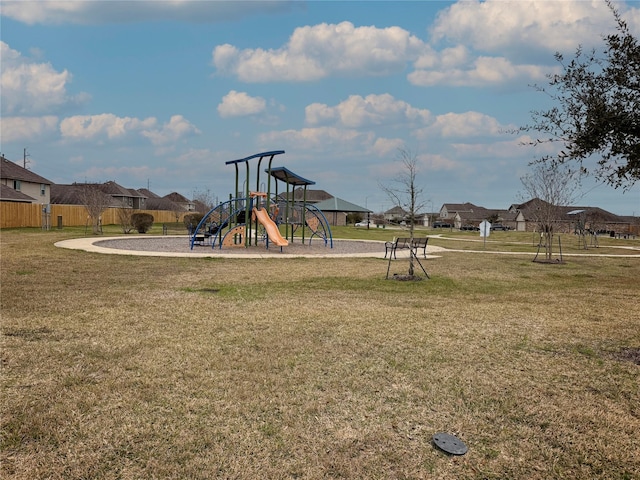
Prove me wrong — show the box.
[461,225,479,231]
[491,224,508,231]
[433,221,452,228]
[355,221,374,227]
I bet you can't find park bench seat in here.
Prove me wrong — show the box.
[385,236,428,259]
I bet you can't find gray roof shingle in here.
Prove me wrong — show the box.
[1,156,53,184]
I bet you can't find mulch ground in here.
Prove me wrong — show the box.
[95,236,387,256]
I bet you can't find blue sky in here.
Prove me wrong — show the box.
[1,0,639,216]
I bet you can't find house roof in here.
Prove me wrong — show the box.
[51,184,119,206]
[164,192,191,203]
[137,188,161,199]
[99,181,145,197]
[384,206,407,215]
[136,188,179,210]
[279,188,333,203]
[192,200,211,213]
[146,196,181,211]
[514,198,625,223]
[314,197,371,213]
[0,156,53,184]
[0,184,37,203]
[454,208,518,223]
[443,202,480,213]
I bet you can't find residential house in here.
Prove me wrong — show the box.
[274,188,369,226]
[313,197,372,226]
[383,206,408,223]
[137,188,183,213]
[165,192,195,212]
[50,183,117,207]
[440,202,519,229]
[511,198,632,234]
[0,155,52,204]
[99,181,146,209]
[0,184,40,203]
[51,181,145,209]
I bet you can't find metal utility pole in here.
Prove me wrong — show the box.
[23,148,30,169]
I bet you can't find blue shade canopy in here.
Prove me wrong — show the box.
[266,166,315,186]
[225,150,285,165]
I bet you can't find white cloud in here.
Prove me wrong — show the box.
[259,126,375,151]
[305,94,431,128]
[0,41,89,115]
[372,138,405,157]
[414,111,514,139]
[418,152,460,171]
[218,91,267,118]
[406,1,640,88]
[172,148,216,167]
[141,115,201,145]
[409,53,552,88]
[430,0,630,55]
[450,136,544,161]
[0,116,59,142]
[59,114,157,141]
[372,150,460,180]
[213,21,425,82]
[1,0,297,25]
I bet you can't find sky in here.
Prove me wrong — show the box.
[1,0,639,216]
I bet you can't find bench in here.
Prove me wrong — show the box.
[385,236,428,259]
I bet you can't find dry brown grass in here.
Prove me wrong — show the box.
[1,228,639,479]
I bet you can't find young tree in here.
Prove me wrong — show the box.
[520,163,581,262]
[171,202,185,223]
[117,199,134,234]
[380,147,426,277]
[523,1,639,189]
[77,183,111,234]
[192,188,215,213]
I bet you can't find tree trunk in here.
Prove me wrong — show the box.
[545,231,553,261]
[408,221,415,276]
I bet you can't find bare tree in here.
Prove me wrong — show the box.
[192,188,215,213]
[117,199,134,234]
[77,183,111,234]
[171,203,185,223]
[379,147,426,276]
[520,163,581,262]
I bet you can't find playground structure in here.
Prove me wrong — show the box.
[190,151,333,251]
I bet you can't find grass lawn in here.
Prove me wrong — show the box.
[1,227,639,479]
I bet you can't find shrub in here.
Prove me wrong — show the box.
[132,213,154,233]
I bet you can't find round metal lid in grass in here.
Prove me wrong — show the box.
[432,432,468,455]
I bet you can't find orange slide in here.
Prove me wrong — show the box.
[252,208,289,247]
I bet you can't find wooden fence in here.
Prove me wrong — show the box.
[1,202,181,229]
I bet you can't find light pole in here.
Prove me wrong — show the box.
[364,196,371,229]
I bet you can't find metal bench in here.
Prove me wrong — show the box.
[385,237,428,259]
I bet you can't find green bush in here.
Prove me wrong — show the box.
[131,213,154,233]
